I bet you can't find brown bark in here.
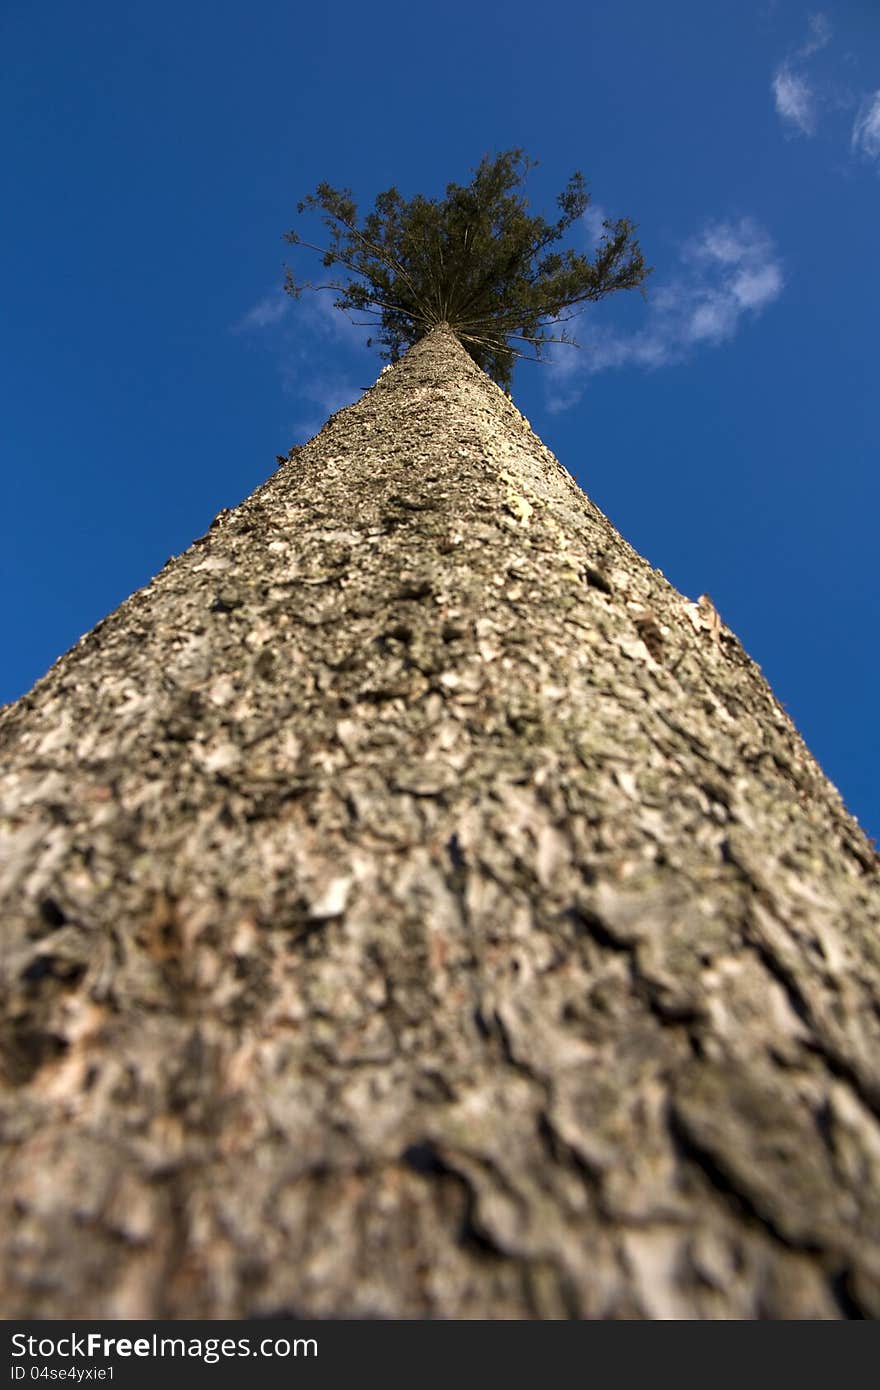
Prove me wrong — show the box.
[1,325,879,1319]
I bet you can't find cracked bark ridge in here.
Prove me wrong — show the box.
[2,325,879,1319]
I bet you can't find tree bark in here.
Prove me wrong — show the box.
[2,326,879,1319]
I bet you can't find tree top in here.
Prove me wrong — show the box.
[283,149,651,390]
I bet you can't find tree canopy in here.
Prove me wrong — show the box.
[283,150,651,390]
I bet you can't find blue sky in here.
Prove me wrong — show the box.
[2,0,878,840]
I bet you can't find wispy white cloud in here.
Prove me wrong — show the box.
[283,370,363,443]
[773,65,818,135]
[852,91,880,164]
[798,12,832,59]
[582,202,609,249]
[771,12,832,137]
[230,277,377,441]
[547,219,784,411]
[305,287,375,347]
[277,293,376,442]
[232,291,291,332]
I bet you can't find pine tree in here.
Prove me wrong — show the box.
[1,327,879,1318]
[283,149,650,390]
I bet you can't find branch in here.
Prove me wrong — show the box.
[311,206,427,316]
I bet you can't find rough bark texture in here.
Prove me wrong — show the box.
[2,326,879,1319]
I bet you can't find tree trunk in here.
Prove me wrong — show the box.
[2,326,879,1319]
